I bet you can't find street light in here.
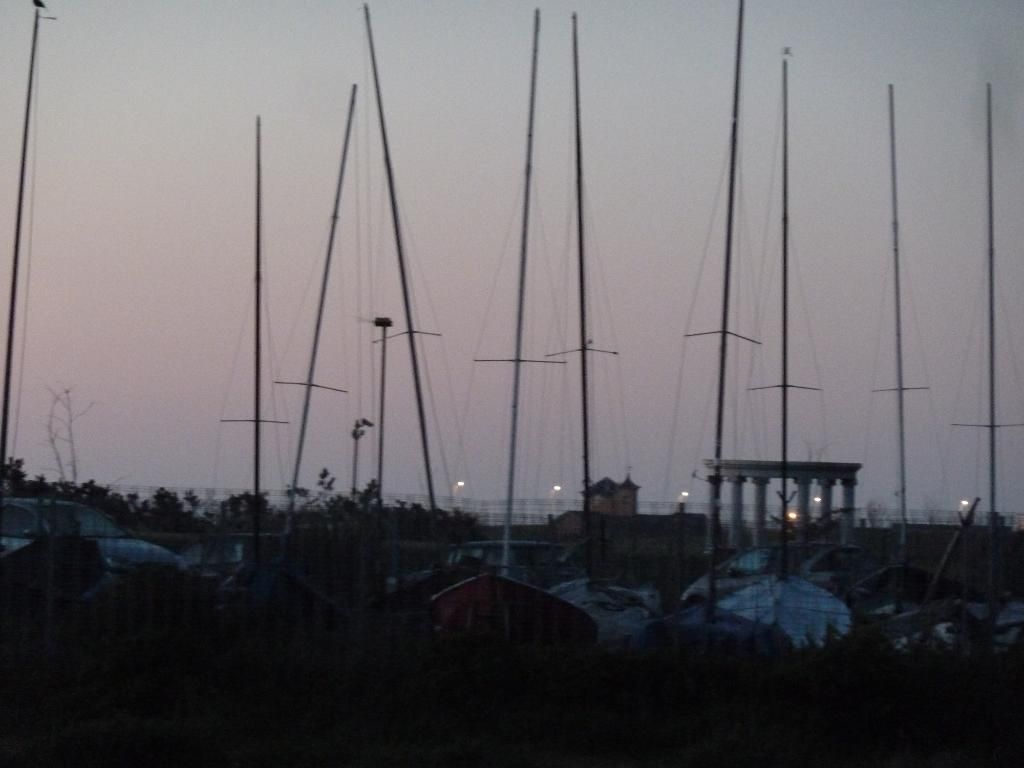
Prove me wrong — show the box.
[548,484,563,510]
[351,417,374,495]
[678,490,689,514]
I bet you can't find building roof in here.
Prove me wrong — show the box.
[587,475,640,496]
[588,477,619,497]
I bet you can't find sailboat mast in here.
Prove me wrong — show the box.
[986,82,997,618]
[253,116,263,566]
[287,84,358,520]
[503,9,541,571]
[0,8,42,527]
[363,4,438,512]
[888,84,909,557]
[707,0,745,619]
[571,13,593,579]
[779,52,790,579]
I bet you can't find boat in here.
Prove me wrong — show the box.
[549,578,660,649]
[681,542,879,605]
[430,572,596,645]
[718,576,851,648]
[636,603,787,656]
[426,11,598,644]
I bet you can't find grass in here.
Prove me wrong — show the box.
[0,621,1022,767]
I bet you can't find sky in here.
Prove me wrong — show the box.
[1,0,1023,516]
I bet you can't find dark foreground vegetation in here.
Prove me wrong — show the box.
[1,618,1022,768]
[3,462,1024,765]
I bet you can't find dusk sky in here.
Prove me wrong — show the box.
[1,1,1023,516]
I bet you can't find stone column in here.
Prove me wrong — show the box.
[818,479,835,532]
[752,478,768,548]
[728,476,746,549]
[840,480,857,545]
[796,478,811,546]
[705,476,720,552]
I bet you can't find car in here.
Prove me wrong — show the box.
[180,532,283,579]
[444,540,584,588]
[1,497,185,573]
[681,543,880,605]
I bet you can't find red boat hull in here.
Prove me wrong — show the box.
[431,573,597,645]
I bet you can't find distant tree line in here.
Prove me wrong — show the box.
[2,459,478,541]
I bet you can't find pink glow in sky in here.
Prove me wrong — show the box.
[1,1,1024,514]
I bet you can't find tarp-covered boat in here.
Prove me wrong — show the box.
[431,573,597,645]
[549,578,660,649]
[636,604,788,655]
[718,576,851,647]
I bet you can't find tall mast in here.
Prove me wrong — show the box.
[986,82,997,623]
[363,4,438,511]
[286,84,357,525]
[253,116,263,566]
[503,9,541,571]
[779,52,790,579]
[888,85,909,560]
[707,0,745,620]
[1,8,43,531]
[571,13,593,579]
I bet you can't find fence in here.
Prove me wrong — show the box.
[1,487,1022,659]
[105,483,1024,529]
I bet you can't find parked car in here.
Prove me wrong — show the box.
[445,540,583,589]
[181,532,283,579]
[681,543,880,605]
[0,498,184,573]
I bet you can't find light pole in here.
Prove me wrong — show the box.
[373,316,396,584]
[453,480,465,510]
[351,418,373,496]
[548,484,562,515]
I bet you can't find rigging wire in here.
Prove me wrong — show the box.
[790,236,829,458]
[859,245,891,486]
[947,267,987,500]
[658,140,731,500]
[561,111,581,498]
[277,221,333,487]
[394,188,466,496]
[457,184,523,493]
[211,289,255,489]
[12,45,42,460]
[533,121,580,499]
[581,185,632,478]
[729,164,743,459]
[740,96,784,465]
[530,170,572,498]
[904,242,949,507]
[733,177,765,460]
[260,233,288,490]
[996,278,1024,500]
